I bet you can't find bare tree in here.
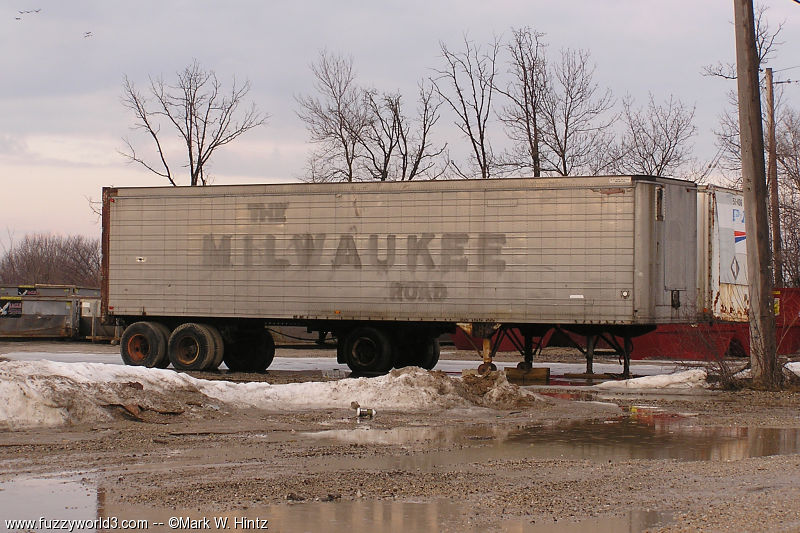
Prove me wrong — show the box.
[359,83,447,181]
[121,60,268,186]
[396,83,447,181]
[537,48,615,176]
[703,3,784,80]
[297,52,446,182]
[781,194,800,288]
[433,35,499,179]
[296,51,368,182]
[777,108,800,187]
[610,94,697,177]
[707,3,784,173]
[0,234,100,287]
[713,94,746,175]
[495,27,548,177]
[360,90,402,181]
[777,108,800,287]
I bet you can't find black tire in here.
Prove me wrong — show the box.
[344,327,393,374]
[168,323,217,371]
[224,328,275,372]
[419,338,440,370]
[152,323,172,368]
[394,336,440,370]
[336,336,346,364]
[205,324,225,370]
[120,321,169,368]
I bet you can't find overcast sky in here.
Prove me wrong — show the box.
[2,1,799,243]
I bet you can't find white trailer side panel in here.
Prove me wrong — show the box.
[697,186,749,321]
[105,176,698,325]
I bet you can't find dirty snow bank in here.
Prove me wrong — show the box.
[785,362,800,378]
[0,360,202,429]
[0,361,535,429]
[595,369,708,390]
[726,363,800,381]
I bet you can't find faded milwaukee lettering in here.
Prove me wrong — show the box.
[202,232,507,272]
[247,202,288,223]
[202,234,231,267]
[389,281,448,302]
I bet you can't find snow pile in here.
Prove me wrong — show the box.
[0,361,535,429]
[595,369,708,390]
[784,362,800,379]
[456,370,537,409]
[0,360,201,429]
[198,367,473,411]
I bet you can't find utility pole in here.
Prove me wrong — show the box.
[764,68,783,287]
[733,0,780,388]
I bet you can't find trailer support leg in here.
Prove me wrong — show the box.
[585,335,596,375]
[622,337,632,378]
[524,332,534,366]
[477,338,497,374]
[512,331,535,371]
[597,333,634,379]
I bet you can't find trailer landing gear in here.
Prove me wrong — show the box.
[558,326,652,379]
[462,324,552,376]
[477,338,497,374]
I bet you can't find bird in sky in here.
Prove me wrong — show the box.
[15,8,41,19]
[84,31,93,38]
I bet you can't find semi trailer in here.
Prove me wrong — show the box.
[452,184,757,368]
[102,175,743,375]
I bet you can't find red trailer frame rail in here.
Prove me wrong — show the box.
[452,288,800,362]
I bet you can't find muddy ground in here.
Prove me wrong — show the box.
[1,341,799,532]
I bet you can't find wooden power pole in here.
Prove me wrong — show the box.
[764,68,784,287]
[733,0,780,388]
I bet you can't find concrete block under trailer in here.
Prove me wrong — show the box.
[102,175,702,375]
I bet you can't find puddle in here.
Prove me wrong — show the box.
[502,419,800,462]
[0,478,672,533]
[0,477,97,531]
[524,510,672,533]
[305,418,800,470]
[304,425,503,446]
[537,390,600,401]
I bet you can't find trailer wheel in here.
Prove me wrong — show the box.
[394,337,440,370]
[344,327,393,374]
[205,325,225,370]
[121,321,169,367]
[224,328,275,372]
[418,338,440,370]
[168,323,217,371]
[152,323,172,368]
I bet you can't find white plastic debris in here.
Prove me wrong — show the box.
[595,369,708,390]
[784,362,800,379]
